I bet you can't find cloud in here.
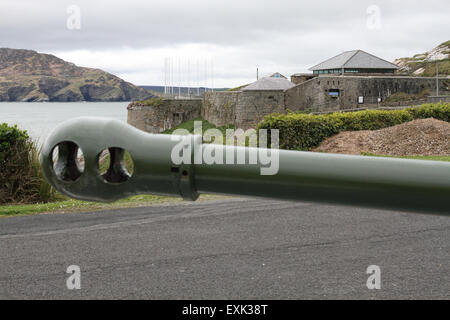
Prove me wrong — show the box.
[0,0,449,86]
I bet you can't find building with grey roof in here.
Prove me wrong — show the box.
[129,48,448,133]
[309,50,398,75]
[268,72,287,79]
[242,76,294,91]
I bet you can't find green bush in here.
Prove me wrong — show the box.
[382,88,430,104]
[257,102,450,151]
[406,102,450,122]
[0,123,29,162]
[0,123,58,204]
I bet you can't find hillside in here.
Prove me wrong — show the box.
[0,48,154,102]
[394,40,450,76]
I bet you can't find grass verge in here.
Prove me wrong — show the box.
[361,152,450,162]
[0,194,226,217]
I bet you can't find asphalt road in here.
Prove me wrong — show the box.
[0,198,448,299]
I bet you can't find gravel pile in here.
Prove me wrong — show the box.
[313,118,450,156]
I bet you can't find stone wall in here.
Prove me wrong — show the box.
[285,76,449,112]
[427,95,450,104]
[127,98,202,133]
[235,90,286,129]
[128,76,450,134]
[202,91,238,127]
[290,74,316,85]
[203,90,286,129]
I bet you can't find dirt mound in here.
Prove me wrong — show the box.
[313,118,450,156]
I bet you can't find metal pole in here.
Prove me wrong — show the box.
[41,118,450,216]
[178,57,181,98]
[197,59,200,97]
[211,58,214,92]
[436,61,439,97]
[164,58,167,96]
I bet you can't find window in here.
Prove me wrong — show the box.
[328,89,340,98]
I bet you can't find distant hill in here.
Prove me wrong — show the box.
[0,48,154,102]
[394,41,450,76]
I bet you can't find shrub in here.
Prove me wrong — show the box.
[382,88,430,104]
[0,123,58,204]
[406,103,450,122]
[257,102,450,151]
[0,123,28,162]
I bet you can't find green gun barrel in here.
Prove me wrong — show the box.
[40,117,450,215]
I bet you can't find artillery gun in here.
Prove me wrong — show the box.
[41,117,449,215]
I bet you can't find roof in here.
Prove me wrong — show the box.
[269,72,287,79]
[309,50,399,71]
[242,77,295,91]
[291,73,315,77]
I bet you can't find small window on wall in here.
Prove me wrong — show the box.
[328,89,340,98]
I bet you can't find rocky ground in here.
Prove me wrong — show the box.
[394,40,450,76]
[314,118,450,156]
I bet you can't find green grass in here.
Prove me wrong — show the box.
[361,152,450,162]
[227,84,249,91]
[399,58,450,77]
[162,117,234,135]
[0,194,225,217]
[98,149,134,175]
[422,59,450,77]
[382,89,430,104]
[137,97,164,107]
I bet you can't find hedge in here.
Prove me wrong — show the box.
[257,102,450,151]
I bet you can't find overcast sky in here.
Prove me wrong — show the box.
[0,0,448,87]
